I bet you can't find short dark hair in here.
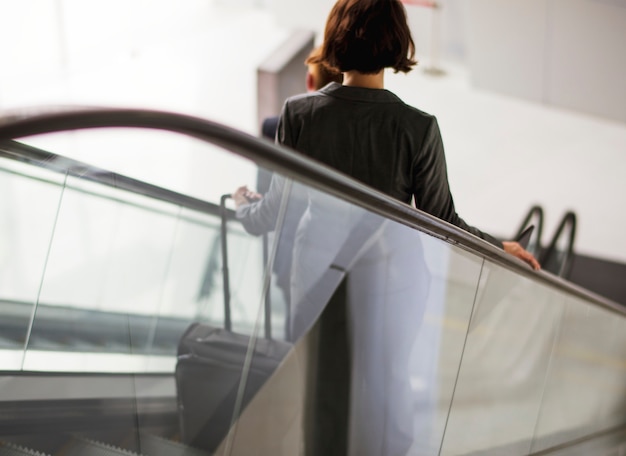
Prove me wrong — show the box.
[315,0,417,75]
[305,46,343,89]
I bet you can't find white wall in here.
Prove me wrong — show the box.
[466,0,548,103]
[271,0,626,124]
[467,0,626,124]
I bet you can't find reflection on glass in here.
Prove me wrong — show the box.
[231,174,484,455]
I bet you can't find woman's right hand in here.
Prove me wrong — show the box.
[232,186,263,208]
[502,241,541,270]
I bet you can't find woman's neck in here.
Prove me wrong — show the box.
[343,70,384,89]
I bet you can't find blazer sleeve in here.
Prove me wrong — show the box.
[412,117,503,249]
[236,174,288,236]
[238,101,300,236]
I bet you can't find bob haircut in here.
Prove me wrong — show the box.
[313,0,417,75]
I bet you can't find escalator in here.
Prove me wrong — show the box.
[0,108,625,455]
[513,205,577,279]
[514,204,626,305]
[513,205,544,260]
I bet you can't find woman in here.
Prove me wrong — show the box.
[237,0,538,269]
[234,1,539,454]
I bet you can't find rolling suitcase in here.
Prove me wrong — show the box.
[175,194,291,452]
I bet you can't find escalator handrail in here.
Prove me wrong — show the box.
[514,204,544,253]
[540,211,577,279]
[0,106,624,317]
[0,139,227,219]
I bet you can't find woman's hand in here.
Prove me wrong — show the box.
[502,241,541,270]
[232,186,263,209]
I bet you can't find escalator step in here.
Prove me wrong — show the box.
[59,437,141,456]
[139,433,210,456]
[0,442,50,456]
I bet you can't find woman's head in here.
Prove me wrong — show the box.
[315,0,417,75]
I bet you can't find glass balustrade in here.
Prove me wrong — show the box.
[0,117,624,456]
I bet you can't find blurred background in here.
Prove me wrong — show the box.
[1,0,625,266]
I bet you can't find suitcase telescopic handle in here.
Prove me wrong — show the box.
[220,193,273,339]
[220,194,232,332]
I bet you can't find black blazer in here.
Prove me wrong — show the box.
[274,82,501,247]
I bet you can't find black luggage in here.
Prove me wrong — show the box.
[175,194,291,453]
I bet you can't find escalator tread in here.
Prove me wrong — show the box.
[0,442,50,456]
[59,436,141,456]
[139,433,210,456]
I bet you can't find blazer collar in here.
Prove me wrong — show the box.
[319,82,403,104]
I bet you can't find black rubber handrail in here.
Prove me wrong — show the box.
[219,194,233,333]
[514,204,544,256]
[0,139,225,219]
[0,106,623,316]
[540,211,577,279]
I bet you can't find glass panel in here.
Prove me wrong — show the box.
[440,260,566,455]
[3,125,625,456]
[0,157,65,370]
[530,297,626,452]
[1,128,277,455]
